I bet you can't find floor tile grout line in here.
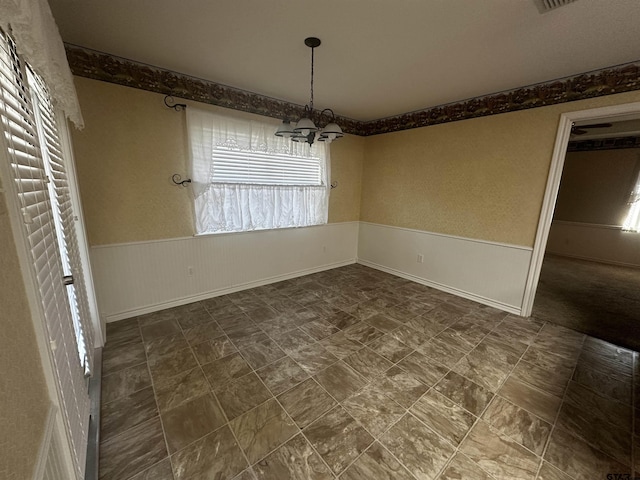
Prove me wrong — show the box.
[260,307,428,479]
[100,360,150,405]
[549,339,636,470]
[214,336,340,477]
[100,268,397,476]
[298,379,395,478]
[193,342,256,477]
[149,344,255,474]
[101,320,179,479]
[152,305,250,474]
[338,439,420,480]
[229,300,627,478]
[504,320,558,480]
[227,284,348,477]
[138,317,177,480]
[488,319,563,441]
[535,329,586,480]
[249,374,338,478]
[438,315,549,479]
[101,266,634,480]
[346,356,459,478]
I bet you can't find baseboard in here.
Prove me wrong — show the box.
[357,258,523,315]
[357,222,530,313]
[84,348,102,480]
[545,251,640,269]
[545,221,640,268]
[551,220,622,230]
[106,259,356,322]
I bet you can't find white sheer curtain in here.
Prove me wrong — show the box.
[187,108,330,234]
[0,0,83,127]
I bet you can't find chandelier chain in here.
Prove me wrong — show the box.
[310,45,314,110]
[274,37,343,145]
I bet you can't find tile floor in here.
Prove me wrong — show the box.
[99,264,639,480]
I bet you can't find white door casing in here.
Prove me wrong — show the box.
[521,101,640,316]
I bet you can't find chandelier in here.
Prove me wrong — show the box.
[275,37,344,145]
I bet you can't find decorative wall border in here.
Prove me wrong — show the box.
[567,135,640,151]
[64,44,365,135]
[65,43,640,137]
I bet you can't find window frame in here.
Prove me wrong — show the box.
[187,108,331,235]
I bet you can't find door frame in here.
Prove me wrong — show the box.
[521,100,640,316]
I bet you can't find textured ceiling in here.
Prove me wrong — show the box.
[48,0,640,122]
[571,119,640,140]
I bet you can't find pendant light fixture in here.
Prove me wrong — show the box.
[275,37,344,145]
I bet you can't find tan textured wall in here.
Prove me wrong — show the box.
[72,75,640,248]
[554,148,640,226]
[361,91,640,247]
[328,134,364,223]
[0,187,50,480]
[72,77,365,246]
[72,77,193,246]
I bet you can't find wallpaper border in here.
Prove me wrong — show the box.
[65,43,640,137]
[567,136,640,152]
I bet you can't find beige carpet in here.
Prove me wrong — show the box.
[532,254,640,352]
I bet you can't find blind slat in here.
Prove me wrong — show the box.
[211,147,322,185]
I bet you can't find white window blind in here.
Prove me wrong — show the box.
[187,108,330,234]
[0,29,90,479]
[211,147,321,185]
[29,68,94,373]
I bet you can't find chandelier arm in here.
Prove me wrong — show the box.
[320,108,336,121]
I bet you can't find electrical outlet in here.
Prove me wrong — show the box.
[417,254,424,264]
[187,266,194,276]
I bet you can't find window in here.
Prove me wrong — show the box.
[622,163,640,232]
[0,29,93,478]
[187,108,330,234]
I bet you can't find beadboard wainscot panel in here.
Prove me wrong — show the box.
[91,222,359,322]
[357,222,532,314]
[546,220,640,267]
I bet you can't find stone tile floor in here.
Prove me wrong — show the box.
[99,264,639,480]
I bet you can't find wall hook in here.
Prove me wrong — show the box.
[172,174,192,187]
[330,181,338,189]
[164,95,187,111]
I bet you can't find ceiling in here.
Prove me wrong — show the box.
[48,0,640,122]
[571,119,640,140]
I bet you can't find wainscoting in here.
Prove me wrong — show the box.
[546,220,640,267]
[91,222,359,322]
[91,221,536,323]
[357,222,532,314]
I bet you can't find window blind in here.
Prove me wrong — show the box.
[0,30,89,479]
[29,68,94,374]
[212,146,322,185]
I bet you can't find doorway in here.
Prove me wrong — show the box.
[522,101,640,349]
